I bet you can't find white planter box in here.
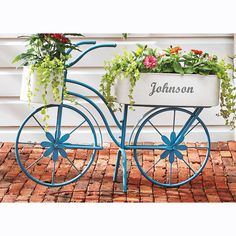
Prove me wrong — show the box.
[20,66,63,104]
[114,73,220,107]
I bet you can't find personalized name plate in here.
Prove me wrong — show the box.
[114,73,220,107]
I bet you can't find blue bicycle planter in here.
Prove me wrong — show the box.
[15,41,213,192]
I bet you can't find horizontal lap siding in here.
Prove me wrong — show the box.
[0,34,234,141]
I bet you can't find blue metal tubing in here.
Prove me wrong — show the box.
[113,105,129,190]
[55,105,63,142]
[66,41,97,55]
[67,90,121,147]
[66,43,117,68]
[120,104,128,192]
[132,107,211,188]
[15,103,98,187]
[74,103,103,146]
[174,107,203,144]
[125,145,167,150]
[121,149,127,192]
[66,79,121,129]
[129,106,161,144]
[120,105,128,149]
[113,150,121,182]
[63,144,103,150]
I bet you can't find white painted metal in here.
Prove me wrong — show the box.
[115,73,220,107]
[20,66,63,104]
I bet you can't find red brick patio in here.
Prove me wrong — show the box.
[0,141,236,203]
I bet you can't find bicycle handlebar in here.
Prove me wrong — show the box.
[66,40,96,55]
[66,41,117,68]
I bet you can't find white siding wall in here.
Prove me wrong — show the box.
[0,34,235,142]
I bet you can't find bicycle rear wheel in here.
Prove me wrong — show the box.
[133,107,210,187]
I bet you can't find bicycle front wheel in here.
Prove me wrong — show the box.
[15,104,98,187]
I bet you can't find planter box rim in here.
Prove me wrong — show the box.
[138,72,217,77]
[114,73,220,107]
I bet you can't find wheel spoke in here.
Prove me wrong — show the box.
[148,120,163,137]
[184,121,200,138]
[182,159,196,174]
[18,142,41,146]
[187,146,208,149]
[169,163,173,184]
[69,120,86,135]
[63,143,102,150]
[173,109,176,132]
[55,105,63,141]
[26,154,44,170]
[51,161,56,184]
[65,156,81,174]
[175,110,201,143]
[145,157,162,174]
[32,115,45,132]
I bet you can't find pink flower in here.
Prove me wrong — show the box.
[143,56,157,69]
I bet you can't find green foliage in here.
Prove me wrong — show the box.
[216,60,236,128]
[122,33,128,39]
[29,56,65,124]
[13,33,83,66]
[100,49,140,111]
[13,33,83,125]
[100,45,236,128]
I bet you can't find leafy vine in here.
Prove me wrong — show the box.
[100,45,236,128]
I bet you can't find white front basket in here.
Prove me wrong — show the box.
[20,66,62,104]
[114,73,220,107]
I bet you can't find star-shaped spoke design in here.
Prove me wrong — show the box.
[40,132,70,161]
[160,131,187,164]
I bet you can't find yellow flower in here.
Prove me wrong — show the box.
[136,47,143,56]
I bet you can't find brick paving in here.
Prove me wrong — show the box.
[1,141,236,202]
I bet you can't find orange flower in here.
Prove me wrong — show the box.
[170,46,182,54]
[191,49,203,55]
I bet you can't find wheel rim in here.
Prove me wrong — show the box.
[15,104,98,187]
[133,107,210,187]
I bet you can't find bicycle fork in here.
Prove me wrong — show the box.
[113,104,129,193]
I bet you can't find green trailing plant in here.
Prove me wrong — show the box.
[100,45,236,128]
[30,56,65,121]
[13,33,83,124]
[122,33,128,39]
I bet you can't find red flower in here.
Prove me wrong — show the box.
[143,56,157,69]
[170,46,182,54]
[191,49,203,55]
[61,37,69,43]
[52,34,64,40]
[43,33,69,44]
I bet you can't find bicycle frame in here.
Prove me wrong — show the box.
[15,40,210,193]
[59,40,204,151]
